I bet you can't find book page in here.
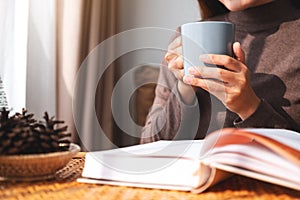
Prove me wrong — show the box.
[81,140,206,190]
[243,128,300,151]
[200,128,300,191]
[201,128,300,166]
[203,142,300,185]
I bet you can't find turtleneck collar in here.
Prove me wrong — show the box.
[227,0,299,33]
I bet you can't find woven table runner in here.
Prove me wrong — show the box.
[0,153,300,200]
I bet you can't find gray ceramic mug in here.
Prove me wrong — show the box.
[181,21,235,75]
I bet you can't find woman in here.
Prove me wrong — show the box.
[140,0,300,143]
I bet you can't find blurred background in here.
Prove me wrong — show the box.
[0,0,200,151]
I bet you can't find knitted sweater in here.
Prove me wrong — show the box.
[140,0,300,143]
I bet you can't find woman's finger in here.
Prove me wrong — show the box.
[233,42,245,63]
[168,59,184,80]
[165,36,182,61]
[168,55,184,71]
[188,66,234,83]
[199,54,243,72]
[165,46,182,62]
[167,36,182,51]
[183,75,228,93]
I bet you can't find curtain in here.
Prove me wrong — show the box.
[0,0,28,112]
[0,0,56,118]
[56,0,120,151]
[27,0,56,119]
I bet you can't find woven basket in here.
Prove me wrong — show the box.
[0,143,80,181]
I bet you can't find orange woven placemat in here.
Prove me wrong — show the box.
[0,154,300,200]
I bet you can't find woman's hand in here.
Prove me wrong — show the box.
[183,42,260,120]
[164,36,196,104]
[164,36,184,81]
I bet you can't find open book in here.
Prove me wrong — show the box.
[77,128,300,193]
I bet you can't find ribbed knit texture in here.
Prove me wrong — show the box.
[141,0,300,143]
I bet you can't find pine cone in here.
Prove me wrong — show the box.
[0,108,71,155]
[33,112,71,153]
[0,108,33,155]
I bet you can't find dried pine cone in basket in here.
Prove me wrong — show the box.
[33,112,71,153]
[0,108,35,155]
[0,108,71,155]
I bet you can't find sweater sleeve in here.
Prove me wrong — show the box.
[233,99,298,130]
[140,66,200,144]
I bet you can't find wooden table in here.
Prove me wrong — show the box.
[1,154,300,200]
